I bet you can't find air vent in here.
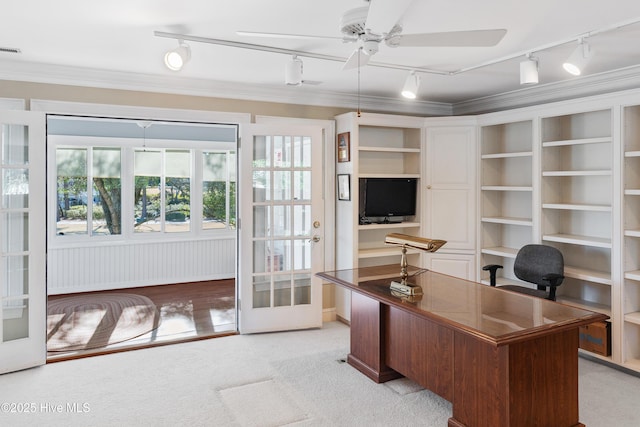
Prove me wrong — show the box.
[0,47,21,54]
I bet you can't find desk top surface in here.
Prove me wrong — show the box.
[317,264,608,345]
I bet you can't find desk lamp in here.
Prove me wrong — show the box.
[385,233,446,295]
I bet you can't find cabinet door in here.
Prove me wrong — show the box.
[426,253,476,280]
[424,126,476,250]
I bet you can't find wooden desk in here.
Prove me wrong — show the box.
[317,265,608,427]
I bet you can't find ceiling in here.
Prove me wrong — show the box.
[3,0,640,115]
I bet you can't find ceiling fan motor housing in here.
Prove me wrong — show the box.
[340,6,369,36]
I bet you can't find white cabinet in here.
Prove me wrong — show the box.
[424,125,476,251]
[423,122,477,281]
[425,252,476,281]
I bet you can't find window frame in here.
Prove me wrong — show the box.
[48,134,237,248]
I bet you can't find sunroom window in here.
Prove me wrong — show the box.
[203,151,236,230]
[56,147,122,236]
[49,115,238,242]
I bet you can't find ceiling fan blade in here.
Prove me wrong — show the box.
[393,29,507,47]
[342,49,371,70]
[365,0,414,34]
[237,30,352,42]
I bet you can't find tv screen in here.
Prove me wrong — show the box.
[359,178,418,219]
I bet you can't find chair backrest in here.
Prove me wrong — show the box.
[513,244,564,287]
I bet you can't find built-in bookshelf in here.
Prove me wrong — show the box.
[623,105,640,371]
[479,120,534,286]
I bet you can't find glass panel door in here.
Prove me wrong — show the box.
[0,110,46,374]
[239,124,323,333]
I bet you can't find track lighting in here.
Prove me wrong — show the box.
[164,41,191,71]
[285,55,303,86]
[563,39,592,76]
[520,54,539,85]
[401,71,420,99]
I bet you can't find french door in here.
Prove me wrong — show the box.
[0,110,46,374]
[239,124,323,333]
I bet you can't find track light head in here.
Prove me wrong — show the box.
[164,41,191,71]
[285,55,303,86]
[563,39,592,76]
[401,71,420,99]
[520,54,539,85]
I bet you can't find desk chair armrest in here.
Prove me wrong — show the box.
[482,264,503,287]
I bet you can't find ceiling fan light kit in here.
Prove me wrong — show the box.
[164,41,191,71]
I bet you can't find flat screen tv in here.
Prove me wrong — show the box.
[359,177,418,220]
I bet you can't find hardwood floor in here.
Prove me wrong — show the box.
[47,279,237,362]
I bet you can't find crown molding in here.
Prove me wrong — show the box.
[453,64,640,115]
[3,59,639,118]
[0,59,451,116]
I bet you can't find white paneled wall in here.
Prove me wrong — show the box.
[48,238,235,295]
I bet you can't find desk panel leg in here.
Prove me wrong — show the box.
[348,292,401,383]
[449,328,584,427]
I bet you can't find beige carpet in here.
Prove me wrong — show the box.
[47,293,159,352]
[1,322,639,426]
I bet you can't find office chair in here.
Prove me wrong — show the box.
[482,244,565,301]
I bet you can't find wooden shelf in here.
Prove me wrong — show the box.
[481,151,533,159]
[481,216,532,226]
[564,266,612,285]
[625,311,640,326]
[542,136,612,147]
[556,296,611,317]
[624,270,640,281]
[542,203,612,212]
[359,146,420,153]
[542,233,612,248]
[625,150,640,157]
[624,229,640,238]
[358,222,420,230]
[624,189,640,196]
[542,170,611,177]
[481,185,532,192]
[481,246,519,258]
[359,173,420,179]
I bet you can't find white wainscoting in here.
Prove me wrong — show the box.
[48,237,236,295]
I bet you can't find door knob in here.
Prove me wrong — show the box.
[310,235,321,243]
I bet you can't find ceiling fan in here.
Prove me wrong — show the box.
[237,0,507,70]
